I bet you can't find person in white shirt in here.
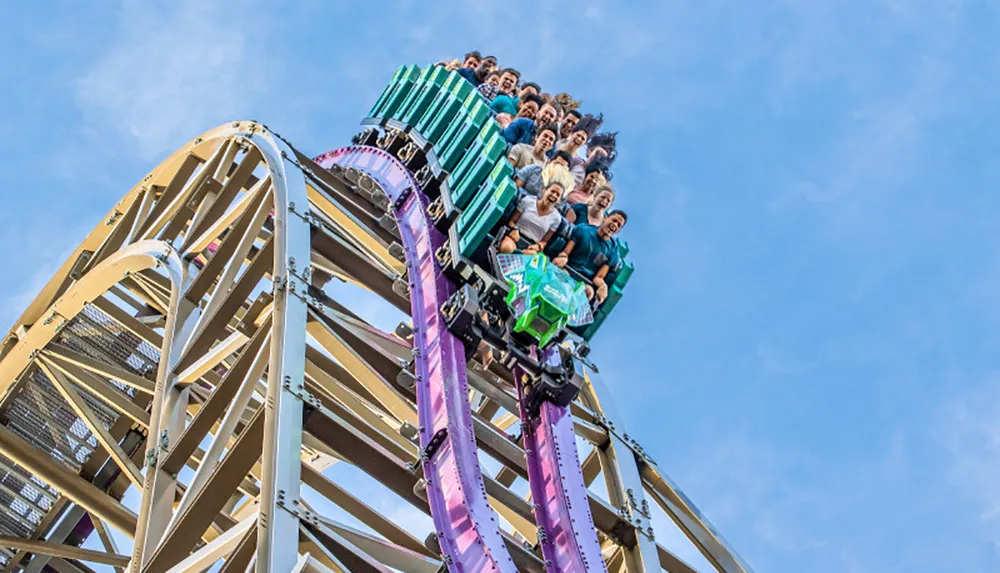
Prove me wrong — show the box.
[499,182,565,255]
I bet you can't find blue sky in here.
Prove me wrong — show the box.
[1,0,999,571]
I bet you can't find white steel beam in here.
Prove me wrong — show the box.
[44,344,155,395]
[320,520,440,573]
[43,353,151,428]
[163,512,257,573]
[175,329,249,384]
[253,133,311,573]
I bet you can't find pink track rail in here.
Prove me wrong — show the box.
[314,145,607,572]
[516,348,608,573]
[315,146,517,573]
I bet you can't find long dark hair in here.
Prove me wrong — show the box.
[588,131,618,163]
[572,114,604,139]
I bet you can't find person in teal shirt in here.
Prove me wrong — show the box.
[565,185,615,227]
[491,94,518,115]
[553,210,627,303]
[491,81,540,115]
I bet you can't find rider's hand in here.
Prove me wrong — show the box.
[596,282,608,302]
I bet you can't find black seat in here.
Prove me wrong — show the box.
[544,217,574,259]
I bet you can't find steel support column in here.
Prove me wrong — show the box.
[252,133,311,573]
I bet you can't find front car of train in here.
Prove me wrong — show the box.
[499,253,593,347]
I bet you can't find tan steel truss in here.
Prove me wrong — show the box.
[0,121,751,573]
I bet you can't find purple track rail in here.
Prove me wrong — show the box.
[516,348,608,573]
[314,146,517,573]
[314,145,607,573]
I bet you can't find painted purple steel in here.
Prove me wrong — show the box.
[314,145,517,573]
[516,348,608,573]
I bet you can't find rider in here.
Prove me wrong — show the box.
[564,156,611,205]
[553,210,627,303]
[565,185,614,227]
[502,101,560,146]
[499,182,565,255]
[456,55,496,86]
[507,123,558,169]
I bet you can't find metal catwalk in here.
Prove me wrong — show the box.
[0,121,753,572]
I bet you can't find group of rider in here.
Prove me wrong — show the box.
[438,51,629,304]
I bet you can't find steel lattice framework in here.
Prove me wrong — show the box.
[0,121,753,573]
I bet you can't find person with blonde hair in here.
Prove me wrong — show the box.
[542,157,576,198]
[437,59,462,71]
[514,150,573,196]
[553,92,581,112]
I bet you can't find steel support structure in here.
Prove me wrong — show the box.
[0,121,754,573]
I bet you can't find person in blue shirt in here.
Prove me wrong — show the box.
[502,100,560,146]
[455,67,476,84]
[456,55,496,86]
[515,150,573,196]
[553,210,627,303]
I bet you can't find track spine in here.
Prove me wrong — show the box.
[317,146,517,573]
[517,348,608,573]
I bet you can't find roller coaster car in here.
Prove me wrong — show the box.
[495,253,593,348]
[364,62,634,342]
[439,236,593,350]
[439,281,587,414]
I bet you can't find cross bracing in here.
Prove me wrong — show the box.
[0,122,752,573]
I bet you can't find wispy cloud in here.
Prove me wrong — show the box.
[74,0,270,160]
[941,376,1000,532]
[765,1,975,242]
